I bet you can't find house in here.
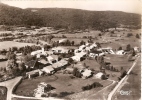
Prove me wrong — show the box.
[133,47,140,52]
[38,59,50,67]
[52,46,69,53]
[58,39,68,43]
[75,52,86,57]
[89,43,97,49]
[59,59,68,66]
[89,53,98,58]
[95,72,103,79]
[31,48,47,56]
[25,60,37,69]
[116,50,126,55]
[42,66,55,74]
[71,56,82,62]
[0,55,7,61]
[46,55,59,64]
[26,69,43,79]
[82,69,92,79]
[79,45,86,50]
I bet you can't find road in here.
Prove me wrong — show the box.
[107,55,140,100]
[0,76,22,100]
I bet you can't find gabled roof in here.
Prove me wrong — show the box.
[39,59,49,65]
[43,66,54,72]
[25,60,37,68]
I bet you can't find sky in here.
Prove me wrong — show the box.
[0,0,141,14]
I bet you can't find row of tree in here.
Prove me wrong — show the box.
[82,82,103,91]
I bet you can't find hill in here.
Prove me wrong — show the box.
[0,3,141,30]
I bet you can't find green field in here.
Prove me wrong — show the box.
[0,41,36,50]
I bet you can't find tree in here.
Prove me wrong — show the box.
[101,75,106,80]
[118,46,122,50]
[127,33,133,37]
[71,41,74,46]
[18,62,26,72]
[126,44,131,51]
[136,34,140,39]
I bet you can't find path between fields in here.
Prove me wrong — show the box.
[0,76,22,100]
[107,55,140,100]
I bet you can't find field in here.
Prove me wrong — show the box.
[113,56,141,100]
[0,41,36,50]
[15,73,111,98]
[104,54,133,81]
[53,30,100,38]
[0,86,7,100]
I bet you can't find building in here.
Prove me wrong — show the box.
[25,60,38,69]
[26,69,43,79]
[42,66,55,74]
[46,55,59,64]
[71,56,82,62]
[95,72,103,79]
[52,46,69,53]
[58,39,68,43]
[79,45,86,50]
[133,47,140,52]
[82,69,92,79]
[31,48,47,56]
[116,50,126,55]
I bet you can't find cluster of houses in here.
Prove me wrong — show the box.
[24,37,140,80]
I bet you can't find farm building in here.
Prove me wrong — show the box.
[38,59,50,67]
[26,69,43,79]
[31,48,47,57]
[71,56,82,62]
[42,66,55,74]
[116,50,126,55]
[52,46,69,53]
[89,43,97,49]
[95,72,103,79]
[79,45,86,50]
[81,69,92,79]
[46,55,59,64]
[133,47,140,52]
[25,60,38,69]
[58,39,68,43]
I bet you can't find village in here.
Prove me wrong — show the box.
[0,24,141,100]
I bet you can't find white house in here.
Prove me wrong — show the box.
[58,39,68,43]
[95,72,103,79]
[42,66,55,74]
[71,56,82,62]
[46,56,57,64]
[79,45,86,50]
[52,46,69,53]
[82,69,92,79]
[31,47,47,56]
[133,47,140,52]
[116,50,126,55]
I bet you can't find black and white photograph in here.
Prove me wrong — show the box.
[0,0,141,100]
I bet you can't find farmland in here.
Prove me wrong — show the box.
[113,56,141,100]
[15,73,111,98]
[0,41,37,50]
